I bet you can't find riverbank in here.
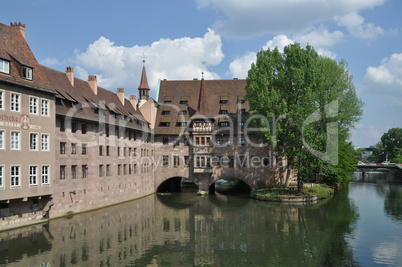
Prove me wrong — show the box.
[250,184,334,202]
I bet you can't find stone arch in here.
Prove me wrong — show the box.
[156,176,198,193]
[209,176,252,195]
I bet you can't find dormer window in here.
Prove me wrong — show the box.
[22,66,32,80]
[0,59,10,74]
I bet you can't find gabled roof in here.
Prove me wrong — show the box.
[40,65,151,132]
[154,78,249,135]
[0,22,54,93]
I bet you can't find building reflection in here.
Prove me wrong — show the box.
[0,190,357,266]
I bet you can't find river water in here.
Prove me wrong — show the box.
[1,172,402,266]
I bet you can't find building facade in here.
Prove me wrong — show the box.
[0,23,56,227]
[0,22,277,230]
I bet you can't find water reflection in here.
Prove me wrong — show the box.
[1,187,362,266]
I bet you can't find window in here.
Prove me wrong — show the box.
[159,122,170,127]
[176,122,187,127]
[11,131,20,150]
[0,130,4,149]
[219,110,228,114]
[59,118,65,132]
[163,137,169,145]
[99,165,103,177]
[123,147,126,157]
[118,164,121,175]
[106,146,110,156]
[72,122,77,133]
[219,122,229,127]
[11,166,20,187]
[82,165,88,178]
[220,99,228,104]
[174,156,180,167]
[162,110,170,115]
[30,166,38,186]
[163,100,171,104]
[0,166,3,187]
[239,109,246,115]
[179,110,187,115]
[123,164,127,175]
[41,134,49,151]
[99,145,103,156]
[22,66,33,80]
[60,142,66,154]
[117,147,121,157]
[71,143,76,154]
[82,144,87,155]
[162,156,169,167]
[42,166,49,184]
[184,156,189,166]
[217,136,223,146]
[30,97,38,114]
[179,100,188,104]
[237,99,245,104]
[11,93,20,112]
[173,138,180,146]
[0,59,10,74]
[71,165,77,179]
[41,99,49,116]
[0,90,3,109]
[60,165,66,180]
[184,138,189,146]
[82,124,87,134]
[29,133,38,151]
[239,136,245,146]
[106,164,111,176]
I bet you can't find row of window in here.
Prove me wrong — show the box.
[162,155,190,167]
[161,98,245,105]
[0,59,33,80]
[60,162,151,180]
[159,121,246,128]
[0,130,50,151]
[0,91,50,115]
[0,165,50,188]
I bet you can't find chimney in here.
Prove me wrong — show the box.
[66,67,74,86]
[117,88,125,105]
[10,22,25,39]
[130,95,137,110]
[88,75,98,95]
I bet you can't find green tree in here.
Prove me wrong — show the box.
[381,128,402,162]
[371,141,384,163]
[245,44,363,191]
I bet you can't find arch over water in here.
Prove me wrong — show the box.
[156,177,198,193]
[213,177,252,195]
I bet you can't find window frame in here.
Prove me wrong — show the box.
[0,165,4,188]
[0,90,4,110]
[60,165,66,180]
[30,96,39,115]
[0,130,4,150]
[29,132,38,151]
[60,142,66,154]
[11,131,20,150]
[41,99,49,116]
[0,59,10,74]
[42,165,50,185]
[29,165,38,186]
[22,66,33,80]
[11,93,20,112]
[41,134,49,151]
[10,165,21,187]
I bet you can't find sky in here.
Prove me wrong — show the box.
[2,0,402,148]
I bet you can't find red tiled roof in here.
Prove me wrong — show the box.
[0,23,54,93]
[39,65,151,132]
[155,78,249,135]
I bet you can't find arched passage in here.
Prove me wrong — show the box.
[213,178,252,195]
[156,177,198,193]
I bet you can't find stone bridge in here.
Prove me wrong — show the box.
[355,164,402,179]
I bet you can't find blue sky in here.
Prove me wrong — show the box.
[3,0,402,148]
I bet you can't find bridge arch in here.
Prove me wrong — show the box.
[156,176,198,193]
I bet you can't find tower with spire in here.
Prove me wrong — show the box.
[138,60,150,108]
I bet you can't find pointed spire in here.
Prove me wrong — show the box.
[194,78,212,118]
[138,60,150,90]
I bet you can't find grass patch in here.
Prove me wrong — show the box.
[250,184,334,201]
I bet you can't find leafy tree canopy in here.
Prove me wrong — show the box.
[245,43,363,189]
[381,128,402,163]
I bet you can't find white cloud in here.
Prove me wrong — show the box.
[294,25,344,47]
[228,32,338,78]
[73,29,224,98]
[335,12,384,39]
[196,0,386,38]
[362,53,402,96]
